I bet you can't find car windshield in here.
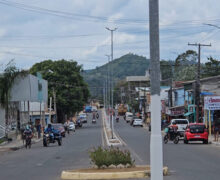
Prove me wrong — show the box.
[189,125,205,133]
[173,120,188,124]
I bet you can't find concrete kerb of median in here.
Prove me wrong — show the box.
[61,166,169,180]
[102,109,122,146]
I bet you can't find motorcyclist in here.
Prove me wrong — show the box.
[167,122,178,140]
[44,124,56,140]
[23,125,33,138]
[116,116,119,122]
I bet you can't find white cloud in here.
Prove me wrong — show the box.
[0,0,220,70]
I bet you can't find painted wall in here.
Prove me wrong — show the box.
[10,74,48,103]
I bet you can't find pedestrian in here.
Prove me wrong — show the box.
[36,124,41,139]
[213,122,219,142]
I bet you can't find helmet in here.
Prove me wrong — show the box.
[48,124,52,128]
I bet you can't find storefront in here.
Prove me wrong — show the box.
[166,106,185,122]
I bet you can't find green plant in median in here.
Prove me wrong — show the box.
[89,146,135,168]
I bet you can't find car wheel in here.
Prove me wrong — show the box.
[164,135,168,144]
[203,139,208,144]
[184,138,188,144]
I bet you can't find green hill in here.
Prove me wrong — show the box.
[83,53,150,98]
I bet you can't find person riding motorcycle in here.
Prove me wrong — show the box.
[167,122,178,140]
[23,125,33,148]
[44,124,56,141]
[23,125,33,139]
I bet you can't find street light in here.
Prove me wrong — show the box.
[106,27,117,139]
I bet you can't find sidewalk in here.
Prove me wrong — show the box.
[0,137,42,151]
[209,135,220,146]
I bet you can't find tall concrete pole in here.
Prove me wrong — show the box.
[188,43,211,123]
[106,27,117,139]
[149,0,163,180]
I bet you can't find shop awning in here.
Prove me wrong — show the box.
[184,112,193,116]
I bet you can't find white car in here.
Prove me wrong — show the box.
[125,112,133,123]
[68,122,75,132]
[92,106,98,112]
[79,113,87,123]
[133,119,143,127]
[170,119,189,136]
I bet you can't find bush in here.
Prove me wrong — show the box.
[89,146,135,168]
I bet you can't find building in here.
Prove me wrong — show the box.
[0,74,48,138]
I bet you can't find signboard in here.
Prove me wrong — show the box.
[204,96,220,110]
[166,106,185,116]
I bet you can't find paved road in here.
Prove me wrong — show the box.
[115,117,220,180]
[0,111,103,180]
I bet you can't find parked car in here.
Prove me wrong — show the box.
[184,123,208,144]
[132,118,143,127]
[79,113,87,123]
[52,124,66,137]
[170,119,189,137]
[68,122,75,132]
[125,112,133,123]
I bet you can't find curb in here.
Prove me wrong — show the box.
[61,166,169,180]
[102,110,122,146]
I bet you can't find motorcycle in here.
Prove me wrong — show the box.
[92,118,96,124]
[116,117,119,123]
[25,134,32,149]
[164,129,180,144]
[43,131,62,147]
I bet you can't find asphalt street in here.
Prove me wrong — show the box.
[1,111,220,180]
[115,116,220,180]
[0,111,103,180]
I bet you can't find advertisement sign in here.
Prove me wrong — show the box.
[204,96,220,110]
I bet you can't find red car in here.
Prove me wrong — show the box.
[184,123,208,144]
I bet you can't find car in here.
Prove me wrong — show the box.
[133,118,143,127]
[125,112,133,123]
[92,106,98,112]
[79,113,87,123]
[184,123,208,144]
[170,119,189,137]
[85,106,92,113]
[52,124,66,137]
[68,122,75,132]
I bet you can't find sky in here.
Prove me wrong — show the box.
[0,0,220,70]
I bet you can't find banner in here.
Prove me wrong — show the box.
[204,96,220,110]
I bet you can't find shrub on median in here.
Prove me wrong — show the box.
[89,146,135,168]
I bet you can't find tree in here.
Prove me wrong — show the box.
[202,56,220,78]
[29,60,90,122]
[174,50,197,81]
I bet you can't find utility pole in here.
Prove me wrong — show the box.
[105,55,111,110]
[49,97,52,123]
[106,27,117,139]
[188,43,211,123]
[149,1,163,180]
[53,88,57,123]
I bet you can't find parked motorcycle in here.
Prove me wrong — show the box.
[43,131,62,147]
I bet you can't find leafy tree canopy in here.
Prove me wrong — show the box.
[29,59,89,121]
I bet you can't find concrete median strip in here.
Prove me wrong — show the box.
[61,166,169,179]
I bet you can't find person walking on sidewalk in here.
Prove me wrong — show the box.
[213,122,219,142]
